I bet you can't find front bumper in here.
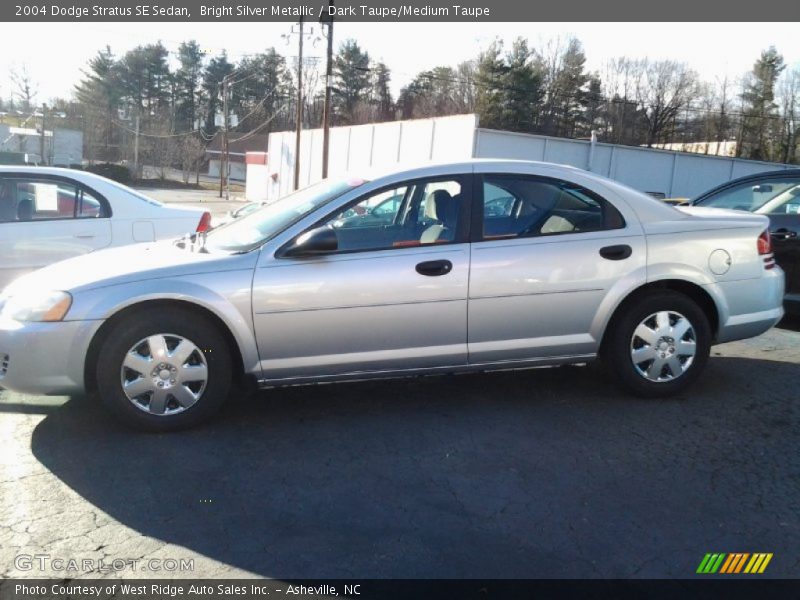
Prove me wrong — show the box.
[0,316,103,395]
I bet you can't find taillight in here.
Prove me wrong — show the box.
[758,229,776,269]
[757,230,772,255]
[196,211,212,233]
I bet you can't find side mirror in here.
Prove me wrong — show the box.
[753,184,773,193]
[281,226,338,257]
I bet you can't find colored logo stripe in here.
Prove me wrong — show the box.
[697,553,773,574]
[720,553,749,573]
[697,553,726,573]
[744,553,773,574]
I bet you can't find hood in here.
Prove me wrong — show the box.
[3,240,257,295]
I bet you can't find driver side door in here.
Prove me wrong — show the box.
[251,174,472,382]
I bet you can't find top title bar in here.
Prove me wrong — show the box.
[2,0,799,21]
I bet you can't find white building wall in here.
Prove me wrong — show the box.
[245,163,270,202]
[0,125,83,165]
[266,114,478,199]
[208,158,246,181]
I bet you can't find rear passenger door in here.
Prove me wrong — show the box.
[468,173,646,363]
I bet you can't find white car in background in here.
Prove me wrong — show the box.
[0,167,211,291]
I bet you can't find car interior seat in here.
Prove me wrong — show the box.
[420,190,459,244]
[16,198,34,221]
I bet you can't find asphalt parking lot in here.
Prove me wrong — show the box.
[1,320,798,580]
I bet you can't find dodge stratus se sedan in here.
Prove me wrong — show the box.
[0,160,785,431]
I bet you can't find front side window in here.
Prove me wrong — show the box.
[319,177,466,253]
[481,175,624,240]
[0,177,108,222]
[696,178,800,213]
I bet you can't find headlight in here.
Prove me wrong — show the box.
[0,290,73,322]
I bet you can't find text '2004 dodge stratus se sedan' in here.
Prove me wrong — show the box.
[0,160,785,431]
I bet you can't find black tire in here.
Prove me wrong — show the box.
[95,308,232,431]
[604,291,711,398]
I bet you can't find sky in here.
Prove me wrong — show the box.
[0,22,798,105]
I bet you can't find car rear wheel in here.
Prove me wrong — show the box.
[95,309,232,431]
[605,291,711,397]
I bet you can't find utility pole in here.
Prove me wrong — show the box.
[293,16,305,191]
[321,1,334,179]
[219,75,230,198]
[39,103,46,166]
[133,113,140,178]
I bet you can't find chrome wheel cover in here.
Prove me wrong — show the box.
[119,334,208,416]
[630,311,697,382]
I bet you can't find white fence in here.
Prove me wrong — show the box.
[474,129,794,198]
[266,114,794,200]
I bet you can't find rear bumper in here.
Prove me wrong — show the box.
[714,268,785,343]
[0,317,101,395]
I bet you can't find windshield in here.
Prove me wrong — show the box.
[695,178,800,213]
[204,179,364,252]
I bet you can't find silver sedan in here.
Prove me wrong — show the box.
[0,160,785,431]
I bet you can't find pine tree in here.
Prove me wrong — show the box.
[474,42,507,130]
[232,49,291,131]
[502,38,544,133]
[174,41,205,131]
[739,47,785,161]
[552,39,589,137]
[332,39,371,125]
[74,46,122,160]
[201,52,234,137]
[371,62,393,122]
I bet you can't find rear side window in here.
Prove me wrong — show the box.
[480,174,625,240]
[0,177,109,222]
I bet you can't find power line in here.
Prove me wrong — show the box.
[110,118,215,140]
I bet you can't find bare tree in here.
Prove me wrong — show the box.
[9,64,38,112]
[777,67,800,164]
[178,135,206,184]
[602,57,641,144]
[634,59,698,147]
[454,60,477,113]
[712,75,735,154]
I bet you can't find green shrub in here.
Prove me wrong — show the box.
[84,163,132,184]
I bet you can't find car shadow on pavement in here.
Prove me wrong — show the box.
[29,358,800,578]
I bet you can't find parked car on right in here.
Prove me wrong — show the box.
[692,169,800,315]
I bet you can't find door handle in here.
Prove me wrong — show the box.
[599,244,632,260]
[415,259,453,276]
[74,234,96,239]
[770,229,797,241]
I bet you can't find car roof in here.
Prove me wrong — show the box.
[353,158,584,181]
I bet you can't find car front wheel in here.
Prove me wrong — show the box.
[95,308,232,431]
[605,291,711,397]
